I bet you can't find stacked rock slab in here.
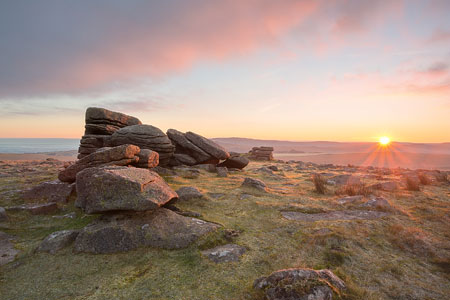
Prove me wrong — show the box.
[167,129,230,166]
[249,146,274,161]
[78,107,142,159]
[110,125,174,167]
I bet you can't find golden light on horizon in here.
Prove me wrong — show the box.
[379,136,391,146]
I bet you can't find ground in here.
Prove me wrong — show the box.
[0,159,449,300]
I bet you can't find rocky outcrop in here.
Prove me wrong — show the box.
[78,107,141,159]
[110,125,174,166]
[249,146,274,161]
[23,180,75,203]
[36,230,79,254]
[254,268,345,300]
[217,155,249,169]
[185,132,230,160]
[132,149,159,169]
[59,144,141,183]
[73,209,219,253]
[75,166,178,214]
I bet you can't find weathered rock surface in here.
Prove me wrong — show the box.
[242,177,267,192]
[167,129,211,163]
[76,166,177,214]
[85,107,142,129]
[328,174,361,186]
[217,155,249,170]
[6,203,59,215]
[175,186,203,201]
[337,195,363,205]
[216,167,228,177]
[0,207,7,222]
[281,210,388,221]
[362,196,394,210]
[369,181,399,191]
[249,146,274,161]
[23,180,75,203]
[132,149,159,169]
[73,209,219,253]
[36,230,79,254]
[0,232,19,266]
[111,125,175,166]
[254,268,346,300]
[59,144,141,182]
[201,244,246,263]
[185,131,230,160]
[173,153,197,166]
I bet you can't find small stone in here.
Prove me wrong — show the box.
[217,156,249,169]
[176,186,203,201]
[23,180,75,203]
[201,244,246,263]
[216,167,228,177]
[242,177,267,192]
[0,207,7,222]
[6,203,58,215]
[0,232,19,266]
[337,195,363,205]
[36,230,79,254]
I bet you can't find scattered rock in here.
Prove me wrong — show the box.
[217,156,249,169]
[36,230,79,254]
[194,164,217,173]
[176,186,203,201]
[267,165,279,171]
[369,181,398,191]
[6,203,59,215]
[0,232,19,266]
[216,167,228,177]
[240,193,252,200]
[23,180,75,203]
[201,244,246,263]
[185,131,230,160]
[110,125,175,166]
[59,144,141,183]
[52,212,77,219]
[76,166,178,214]
[337,195,363,205]
[174,167,201,179]
[254,268,345,300]
[256,167,275,175]
[0,207,7,222]
[242,177,267,192]
[207,193,225,199]
[328,174,361,186]
[249,146,274,161]
[73,209,219,253]
[281,210,388,221]
[362,196,394,210]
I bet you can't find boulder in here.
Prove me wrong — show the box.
[362,196,394,210]
[110,125,175,166]
[254,268,346,300]
[249,146,274,161]
[0,232,19,266]
[6,203,58,215]
[36,230,79,254]
[167,129,211,163]
[337,195,363,205]
[217,156,249,169]
[0,207,7,222]
[23,180,75,203]
[328,174,361,186]
[216,167,228,177]
[59,144,140,183]
[201,244,246,263]
[132,149,159,169]
[73,209,219,253]
[173,153,197,166]
[194,164,217,173]
[369,181,398,192]
[85,107,141,129]
[175,186,203,201]
[185,131,230,160]
[75,166,178,214]
[242,177,267,192]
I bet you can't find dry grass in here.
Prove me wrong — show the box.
[312,173,327,194]
[406,176,421,191]
[335,183,372,197]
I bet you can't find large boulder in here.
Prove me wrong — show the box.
[254,268,346,300]
[185,131,230,160]
[75,166,178,214]
[167,129,211,163]
[59,144,140,183]
[23,180,75,203]
[217,156,249,169]
[73,208,219,253]
[85,107,141,129]
[132,149,159,169]
[110,125,175,166]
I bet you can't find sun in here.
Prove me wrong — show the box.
[379,136,391,146]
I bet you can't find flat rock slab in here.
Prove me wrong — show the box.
[23,180,75,203]
[281,210,388,222]
[201,244,246,263]
[6,203,58,215]
[0,232,19,266]
[36,230,79,254]
[73,208,219,254]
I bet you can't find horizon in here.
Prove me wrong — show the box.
[0,1,449,142]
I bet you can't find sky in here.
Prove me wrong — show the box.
[0,0,449,142]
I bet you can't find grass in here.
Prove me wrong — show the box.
[335,183,372,197]
[312,173,326,194]
[0,160,449,299]
[406,176,421,191]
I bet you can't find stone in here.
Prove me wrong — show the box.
[110,125,175,166]
[337,195,363,205]
[0,207,7,222]
[267,165,279,171]
[369,181,398,191]
[194,164,217,173]
[0,232,19,266]
[242,177,267,192]
[175,186,203,201]
[6,203,59,215]
[84,123,120,135]
[75,166,178,214]
[281,210,388,221]
[254,268,345,300]
[185,131,230,160]
[362,196,394,210]
[132,149,159,169]
[23,180,75,203]
[167,129,211,163]
[201,244,246,263]
[73,209,219,253]
[217,156,249,169]
[59,144,141,183]
[173,153,197,166]
[85,107,141,128]
[328,174,361,186]
[36,230,79,254]
[216,167,228,177]
[249,146,274,161]
[173,167,201,179]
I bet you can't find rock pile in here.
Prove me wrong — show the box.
[78,107,142,159]
[249,146,274,161]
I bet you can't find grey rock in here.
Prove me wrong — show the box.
[201,244,246,263]
[216,167,228,177]
[337,195,363,205]
[281,210,388,221]
[0,232,19,266]
[85,107,141,128]
[23,180,75,203]
[6,203,58,215]
[328,174,361,186]
[369,181,398,191]
[176,186,203,201]
[167,129,211,163]
[36,230,79,254]
[84,123,120,135]
[254,268,345,300]
[194,164,217,173]
[59,144,141,183]
[185,131,230,160]
[217,156,249,169]
[0,207,7,222]
[73,209,219,253]
[76,166,178,214]
[362,196,393,210]
[242,177,267,192]
[173,153,197,166]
